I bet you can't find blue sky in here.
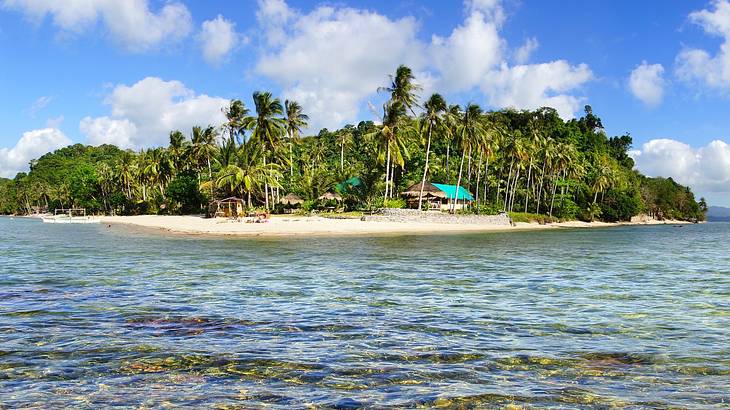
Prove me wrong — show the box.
[1,0,730,205]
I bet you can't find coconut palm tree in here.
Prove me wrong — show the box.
[335,125,355,173]
[452,103,485,212]
[366,100,415,200]
[378,64,422,114]
[223,99,250,145]
[251,91,286,209]
[206,142,281,207]
[192,126,219,183]
[417,93,447,210]
[284,99,309,177]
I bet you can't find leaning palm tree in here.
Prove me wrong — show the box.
[192,125,219,193]
[284,99,309,177]
[417,93,447,210]
[251,91,286,209]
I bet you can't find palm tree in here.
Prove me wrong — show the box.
[251,91,286,209]
[378,64,422,114]
[223,99,250,145]
[452,103,485,212]
[444,104,462,183]
[284,99,309,177]
[192,126,219,185]
[417,93,447,210]
[208,142,281,207]
[335,125,355,173]
[366,101,415,200]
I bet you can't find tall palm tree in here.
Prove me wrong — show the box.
[284,99,309,177]
[251,91,286,209]
[378,64,422,114]
[366,101,415,200]
[335,126,354,173]
[223,99,250,145]
[417,93,447,210]
[452,103,485,212]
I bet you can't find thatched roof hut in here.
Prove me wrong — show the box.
[280,193,304,206]
[318,192,343,202]
[402,182,447,199]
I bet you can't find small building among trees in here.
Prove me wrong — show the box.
[402,182,475,211]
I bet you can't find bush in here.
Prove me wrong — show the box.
[166,173,206,214]
[382,198,406,209]
[554,197,581,220]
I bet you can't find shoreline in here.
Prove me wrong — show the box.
[94,214,698,238]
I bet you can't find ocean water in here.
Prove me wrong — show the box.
[0,217,728,408]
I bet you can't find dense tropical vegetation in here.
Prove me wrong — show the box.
[0,65,706,222]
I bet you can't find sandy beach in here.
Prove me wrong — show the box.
[98,214,693,237]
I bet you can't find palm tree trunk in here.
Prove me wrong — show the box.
[384,146,391,201]
[475,150,483,208]
[453,146,468,213]
[504,160,513,210]
[536,160,547,214]
[524,159,533,213]
[483,156,489,204]
[340,141,345,173]
[264,156,269,210]
[418,124,433,211]
[446,143,451,184]
[549,173,558,217]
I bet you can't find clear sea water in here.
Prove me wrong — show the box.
[0,217,728,408]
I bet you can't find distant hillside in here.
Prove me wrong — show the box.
[707,206,730,222]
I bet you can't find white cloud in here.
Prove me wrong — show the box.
[80,116,137,149]
[481,61,593,119]
[199,15,238,65]
[629,61,665,106]
[514,37,538,64]
[2,0,192,52]
[430,10,504,93]
[675,0,730,90]
[254,0,592,131]
[256,2,423,131]
[28,95,52,117]
[632,138,730,198]
[0,128,71,178]
[79,77,228,148]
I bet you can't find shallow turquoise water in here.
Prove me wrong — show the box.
[1,217,728,408]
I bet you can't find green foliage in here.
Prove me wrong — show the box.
[0,67,705,222]
[382,198,406,209]
[166,173,206,214]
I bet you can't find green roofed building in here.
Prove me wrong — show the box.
[401,182,474,211]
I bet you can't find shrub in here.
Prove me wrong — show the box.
[382,198,406,209]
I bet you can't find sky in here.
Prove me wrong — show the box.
[1,0,730,206]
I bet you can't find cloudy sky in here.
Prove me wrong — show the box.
[1,0,729,206]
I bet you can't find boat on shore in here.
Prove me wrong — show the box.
[42,208,100,224]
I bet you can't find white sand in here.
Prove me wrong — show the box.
[99,215,694,237]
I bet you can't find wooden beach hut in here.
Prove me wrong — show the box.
[401,182,474,211]
[208,197,245,218]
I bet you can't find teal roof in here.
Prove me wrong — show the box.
[432,183,474,201]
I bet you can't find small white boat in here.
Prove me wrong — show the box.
[42,208,100,224]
